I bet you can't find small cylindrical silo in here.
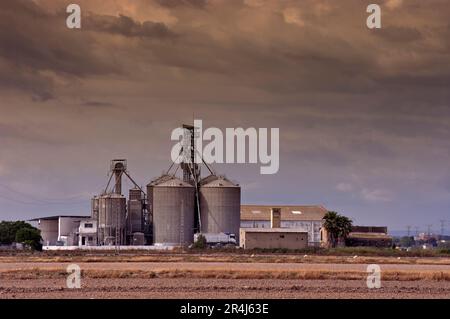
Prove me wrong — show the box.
[127,187,143,234]
[98,194,127,245]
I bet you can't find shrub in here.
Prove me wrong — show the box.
[192,234,207,249]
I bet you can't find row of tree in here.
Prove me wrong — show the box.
[0,221,42,250]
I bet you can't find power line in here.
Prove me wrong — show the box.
[0,182,107,205]
[414,226,419,236]
[439,220,446,236]
[0,193,87,206]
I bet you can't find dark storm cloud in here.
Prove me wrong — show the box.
[80,100,115,108]
[2,0,449,100]
[155,0,208,8]
[0,122,66,146]
[0,0,123,100]
[1,0,450,228]
[84,14,177,38]
[374,26,422,43]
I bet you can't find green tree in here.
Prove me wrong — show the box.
[0,221,42,250]
[15,227,42,250]
[0,221,35,244]
[323,211,353,248]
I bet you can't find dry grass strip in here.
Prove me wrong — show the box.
[0,268,449,281]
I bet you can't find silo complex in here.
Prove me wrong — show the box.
[147,175,195,246]
[199,175,241,241]
[98,194,127,245]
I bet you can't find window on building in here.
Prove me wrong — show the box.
[84,223,93,228]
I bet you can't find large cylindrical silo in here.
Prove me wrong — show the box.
[147,175,195,246]
[98,194,127,245]
[199,175,241,242]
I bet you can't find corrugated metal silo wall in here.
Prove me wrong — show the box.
[148,185,195,245]
[199,186,241,242]
[91,197,99,219]
[98,196,127,244]
[127,200,143,233]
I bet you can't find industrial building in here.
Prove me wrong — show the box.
[240,205,327,246]
[345,226,392,247]
[30,215,91,246]
[240,228,308,250]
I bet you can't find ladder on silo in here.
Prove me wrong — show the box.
[115,204,120,254]
[180,200,184,246]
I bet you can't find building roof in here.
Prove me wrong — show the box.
[28,215,90,221]
[241,205,328,221]
[241,228,309,233]
[351,226,388,234]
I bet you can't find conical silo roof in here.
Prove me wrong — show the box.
[199,175,239,187]
[148,174,193,187]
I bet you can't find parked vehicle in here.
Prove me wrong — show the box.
[194,232,236,246]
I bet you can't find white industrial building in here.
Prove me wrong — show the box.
[78,219,98,246]
[240,205,328,246]
[30,215,93,246]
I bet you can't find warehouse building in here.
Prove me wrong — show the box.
[239,228,308,250]
[240,205,328,246]
[29,215,91,246]
[345,226,392,247]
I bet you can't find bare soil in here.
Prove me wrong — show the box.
[0,278,449,299]
[0,255,449,299]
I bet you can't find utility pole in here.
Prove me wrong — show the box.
[439,220,446,236]
[414,226,419,236]
[427,224,432,237]
[406,225,411,237]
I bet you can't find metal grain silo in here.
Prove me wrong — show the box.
[91,196,99,220]
[199,175,241,242]
[127,187,143,235]
[147,175,195,246]
[98,194,127,245]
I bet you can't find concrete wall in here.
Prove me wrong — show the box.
[39,219,58,246]
[240,220,323,245]
[240,230,308,250]
[58,217,82,246]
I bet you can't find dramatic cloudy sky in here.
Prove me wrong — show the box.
[0,0,449,233]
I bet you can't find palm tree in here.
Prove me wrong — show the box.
[323,211,353,248]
